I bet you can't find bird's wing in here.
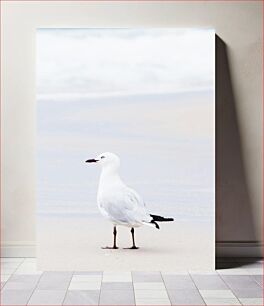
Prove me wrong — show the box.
[99,186,151,225]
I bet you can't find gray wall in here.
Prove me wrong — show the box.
[2,1,262,257]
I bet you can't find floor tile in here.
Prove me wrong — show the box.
[204,297,241,305]
[245,268,263,275]
[1,288,33,305]
[199,289,236,298]
[63,290,100,305]
[191,274,228,290]
[4,274,40,290]
[167,289,205,305]
[28,289,66,305]
[15,262,37,269]
[15,262,43,275]
[1,257,263,306]
[220,275,261,289]
[69,281,101,290]
[135,289,169,299]
[2,266,18,274]
[132,272,162,282]
[1,275,11,282]
[231,288,263,298]
[8,274,41,283]
[2,262,21,269]
[37,271,73,290]
[135,298,171,305]
[99,289,135,305]
[134,282,166,290]
[239,298,263,305]
[72,274,101,282]
[217,268,249,275]
[103,272,132,282]
[163,275,196,289]
[252,275,263,287]
[101,281,133,290]
[102,276,132,282]
[3,281,36,291]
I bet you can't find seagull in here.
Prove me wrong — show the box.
[86,152,174,249]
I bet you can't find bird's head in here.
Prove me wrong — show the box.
[85,152,120,170]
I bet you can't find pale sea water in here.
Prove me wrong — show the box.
[37,91,214,223]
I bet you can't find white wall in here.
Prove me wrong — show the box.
[1,1,262,257]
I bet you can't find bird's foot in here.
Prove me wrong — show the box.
[123,246,139,250]
[101,246,118,249]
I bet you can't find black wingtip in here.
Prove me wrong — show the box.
[150,214,174,222]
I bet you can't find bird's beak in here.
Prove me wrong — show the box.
[85,159,98,163]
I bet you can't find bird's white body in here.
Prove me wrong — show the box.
[86,152,173,248]
[96,153,152,228]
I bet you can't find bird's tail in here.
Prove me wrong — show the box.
[150,214,174,222]
[148,214,174,229]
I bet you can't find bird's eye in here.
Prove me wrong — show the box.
[101,156,105,159]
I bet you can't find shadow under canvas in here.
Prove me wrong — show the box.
[215,35,260,267]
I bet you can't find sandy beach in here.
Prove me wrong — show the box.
[37,216,214,271]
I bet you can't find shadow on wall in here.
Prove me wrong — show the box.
[215,35,259,264]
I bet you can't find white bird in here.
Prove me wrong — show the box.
[86,152,174,249]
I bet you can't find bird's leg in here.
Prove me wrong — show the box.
[124,227,139,249]
[113,226,118,249]
[102,226,118,249]
[131,227,139,249]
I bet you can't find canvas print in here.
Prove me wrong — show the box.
[37,28,215,270]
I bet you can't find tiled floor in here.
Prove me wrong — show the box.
[0,258,263,305]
